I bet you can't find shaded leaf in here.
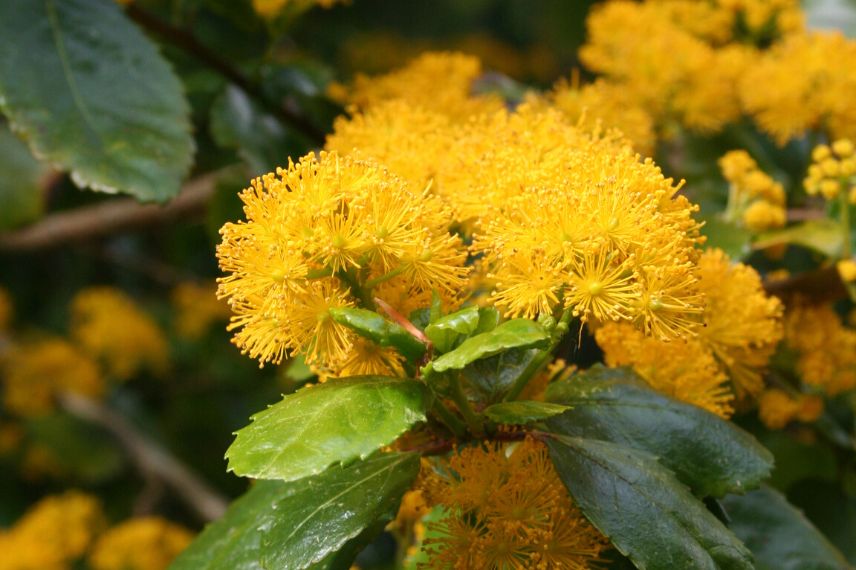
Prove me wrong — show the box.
[547,435,754,570]
[0,0,193,201]
[329,308,427,362]
[546,365,772,497]
[0,123,49,229]
[754,220,844,258]
[483,400,570,425]
[462,347,541,403]
[262,452,420,569]
[424,306,480,353]
[702,217,753,260]
[428,319,549,373]
[226,377,427,481]
[722,486,849,570]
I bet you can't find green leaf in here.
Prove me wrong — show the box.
[424,306,480,353]
[210,84,306,175]
[474,307,501,334]
[722,486,849,570]
[463,347,541,403]
[545,365,773,497]
[226,376,428,481]
[262,452,420,569]
[702,217,753,260]
[754,220,844,258]
[329,307,427,362]
[0,123,49,229]
[546,435,754,570]
[483,401,570,425]
[171,453,418,570]
[428,319,549,373]
[0,0,193,202]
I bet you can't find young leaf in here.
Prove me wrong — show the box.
[428,319,549,373]
[262,452,420,569]
[329,307,426,361]
[424,305,480,353]
[721,486,849,570]
[483,401,570,425]
[0,0,193,202]
[754,219,844,259]
[226,377,427,481]
[171,453,419,570]
[546,435,754,570]
[545,365,773,497]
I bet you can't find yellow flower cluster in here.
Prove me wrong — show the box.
[595,322,733,418]
[596,248,783,407]
[719,150,786,231]
[71,287,169,381]
[741,33,856,144]
[1,338,103,416]
[252,0,342,19]
[420,439,608,569]
[89,517,194,570]
[348,52,505,121]
[171,282,231,340]
[757,388,823,429]
[804,140,856,202]
[217,151,468,369]
[785,303,856,395]
[652,0,803,44]
[0,491,104,570]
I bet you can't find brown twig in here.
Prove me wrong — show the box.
[59,391,228,522]
[0,174,216,252]
[126,5,326,145]
[763,265,847,303]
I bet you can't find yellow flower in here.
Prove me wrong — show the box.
[758,389,800,429]
[785,304,856,395]
[171,282,231,340]
[89,517,193,570]
[2,338,103,416]
[71,287,169,380]
[0,491,104,569]
[697,249,784,398]
[252,0,343,19]
[420,439,608,569]
[742,200,786,232]
[804,139,855,200]
[217,151,467,368]
[838,259,856,283]
[596,322,734,418]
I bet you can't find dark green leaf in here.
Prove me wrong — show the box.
[547,435,754,570]
[424,306,479,353]
[172,453,418,570]
[722,486,849,570]
[428,319,549,373]
[262,452,420,569]
[754,220,844,258]
[0,123,49,229]
[755,429,836,491]
[226,376,427,481]
[0,0,193,201]
[546,365,773,497]
[329,307,427,362]
[210,84,306,175]
[483,400,570,425]
[463,347,541,403]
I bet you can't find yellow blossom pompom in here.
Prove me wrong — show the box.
[785,304,856,395]
[596,322,734,418]
[71,287,169,380]
[742,200,786,232]
[719,150,787,231]
[348,51,505,120]
[252,0,342,19]
[171,282,230,340]
[420,439,608,568]
[217,151,468,368]
[2,338,103,416]
[838,259,856,283]
[804,139,856,200]
[89,517,194,570]
[697,249,784,398]
[758,388,800,429]
[0,491,104,569]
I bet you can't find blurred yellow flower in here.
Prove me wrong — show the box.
[89,517,193,570]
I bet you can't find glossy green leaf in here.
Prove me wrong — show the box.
[0,0,193,202]
[0,123,49,229]
[172,453,418,570]
[210,84,306,175]
[545,365,773,497]
[428,319,549,373]
[483,401,570,425]
[474,307,501,334]
[463,347,541,403]
[754,220,844,258]
[722,486,849,570]
[424,306,479,353]
[262,452,420,569]
[226,376,427,481]
[329,307,426,361]
[547,435,754,570]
